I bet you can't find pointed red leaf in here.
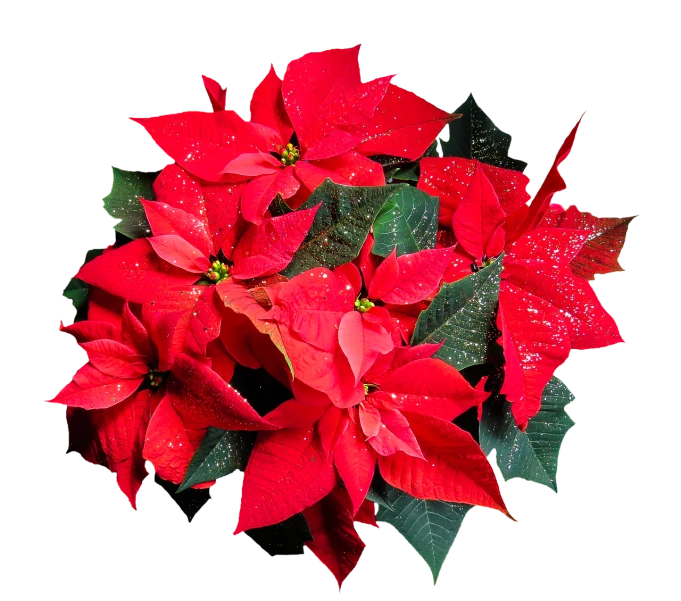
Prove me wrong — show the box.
[87,287,124,326]
[317,405,349,458]
[391,342,442,367]
[240,167,300,225]
[355,499,378,527]
[368,247,453,304]
[216,279,291,366]
[152,164,246,256]
[497,281,571,429]
[355,233,381,289]
[334,262,362,297]
[334,419,376,514]
[265,400,326,429]
[142,395,205,485]
[336,311,367,384]
[141,199,213,258]
[222,152,282,177]
[168,353,270,430]
[206,338,235,383]
[451,164,506,260]
[504,228,622,349]
[366,247,399,300]
[121,303,154,359]
[219,309,265,370]
[235,427,337,532]
[231,204,320,279]
[148,234,211,273]
[80,339,148,379]
[480,162,530,215]
[356,84,453,160]
[366,404,423,459]
[514,117,582,237]
[132,110,274,183]
[202,75,226,111]
[544,205,635,280]
[282,46,361,153]
[143,285,221,370]
[379,412,508,515]
[373,357,485,421]
[75,238,198,304]
[271,268,354,352]
[293,160,351,191]
[152,163,206,218]
[303,488,365,588]
[310,151,386,186]
[338,311,393,384]
[418,157,476,227]
[50,364,143,410]
[281,324,363,407]
[250,65,293,145]
[67,389,159,508]
[60,320,118,344]
[359,402,381,437]
[303,488,366,591]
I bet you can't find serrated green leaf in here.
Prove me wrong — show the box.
[177,427,255,492]
[282,179,397,277]
[103,167,159,239]
[372,186,439,257]
[377,485,471,583]
[63,248,104,322]
[411,255,502,370]
[441,95,526,172]
[154,474,210,522]
[268,194,294,217]
[479,377,575,492]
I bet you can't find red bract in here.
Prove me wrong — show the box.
[134,46,453,226]
[51,304,270,505]
[235,343,503,535]
[351,237,453,342]
[75,164,318,367]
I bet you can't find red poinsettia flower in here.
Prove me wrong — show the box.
[420,121,623,429]
[233,245,454,404]
[353,236,455,342]
[75,164,318,368]
[233,341,504,537]
[50,303,270,506]
[134,47,453,226]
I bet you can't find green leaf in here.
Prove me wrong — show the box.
[372,186,439,257]
[441,95,526,172]
[103,167,159,239]
[244,513,313,560]
[390,162,419,181]
[365,470,394,510]
[411,255,502,370]
[268,194,294,217]
[282,179,397,277]
[154,474,210,522]
[63,248,104,322]
[479,377,575,492]
[377,485,472,583]
[177,427,255,492]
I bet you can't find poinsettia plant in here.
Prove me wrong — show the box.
[51,46,632,586]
